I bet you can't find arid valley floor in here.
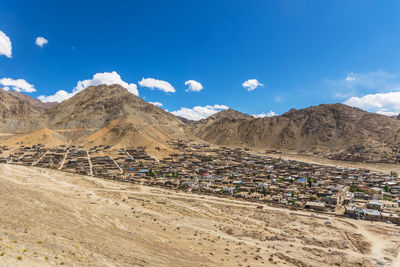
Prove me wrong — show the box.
[0,164,399,267]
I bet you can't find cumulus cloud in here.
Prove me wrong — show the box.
[331,70,400,116]
[185,80,203,92]
[0,30,12,58]
[327,71,400,99]
[0,78,36,93]
[38,71,138,102]
[345,91,400,116]
[171,104,229,121]
[139,78,175,93]
[35,36,48,47]
[242,79,263,91]
[149,101,163,107]
[253,111,276,118]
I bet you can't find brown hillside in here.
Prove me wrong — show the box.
[4,128,68,147]
[188,104,400,162]
[0,84,187,152]
[0,88,47,133]
[2,85,400,162]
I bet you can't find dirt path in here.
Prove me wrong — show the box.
[110,156,124,174]
[86,151,93,176]
[58,148,69,170]
[32,150,48,166]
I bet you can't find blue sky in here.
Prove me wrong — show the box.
[1,0,400,119]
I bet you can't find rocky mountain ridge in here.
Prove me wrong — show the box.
[1,85,400,162]
[187,104,400,163]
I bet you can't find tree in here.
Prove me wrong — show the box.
[235,184,240,193]
[149,168,155,177]
[262,186,267,196]
[350,184,357,193]
[307,177,312,188]
[384,185,391,193]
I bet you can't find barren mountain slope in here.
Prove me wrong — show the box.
[43,84,187,148]
[3,128,68,147]
[6,90,58,110]
[0,88,47,133]
[0,84,187,150]
[188,104,400,162]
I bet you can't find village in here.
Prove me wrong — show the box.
[1,141,399,226]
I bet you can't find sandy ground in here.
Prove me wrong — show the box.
[0,164,399,267]
[260,150,400,174]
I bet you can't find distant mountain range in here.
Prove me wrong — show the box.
[1,84,400,163]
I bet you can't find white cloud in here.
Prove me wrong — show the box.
[185,80,203,92]
[335,70,400,116]
[35,37,48,47]
[171,104,229,120]
[376,110,398,116]
[38,71,138,102]
[253,111,276,118]
[149,101,163,107]
[0,31,12,58]
[0,78,36,93]
[242,79,263,91]
[345,72,357,81]
[327,71,400,99]
[38,90,70,103]
[345,91,400,115]
[139,78,175,93]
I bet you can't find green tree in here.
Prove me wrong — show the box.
[384,185,391,193]
[235,184,240,193]
[307,177,312,188]
[350,184,357,193]
[149,168,155,177]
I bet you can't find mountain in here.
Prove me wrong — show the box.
[2,85,400,162]
[0,88,49,133]
[207,108,253,120]
[6,90,58,110]
[46,84,185,148]
[0,84,186,152]
[188,104,400,163]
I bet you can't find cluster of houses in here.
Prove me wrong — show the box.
[1,141,400,225]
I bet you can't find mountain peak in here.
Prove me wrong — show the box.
[209,108,253,120]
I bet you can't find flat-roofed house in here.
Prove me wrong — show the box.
[361,208,381,221]
[367,201,384,211]
[305,201,326,211]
